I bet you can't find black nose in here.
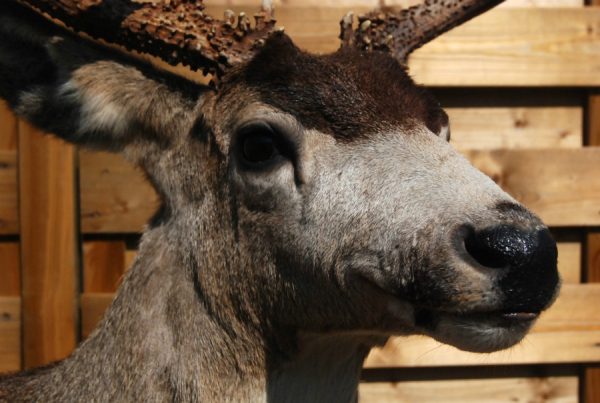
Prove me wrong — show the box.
[464,224,559,311]
[465,225,539,270]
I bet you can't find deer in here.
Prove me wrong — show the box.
[0,0,559,401]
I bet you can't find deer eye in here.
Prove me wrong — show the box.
[238,123,281,166]
[243,132,276,163]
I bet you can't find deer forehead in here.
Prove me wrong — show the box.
[217,36,447,143]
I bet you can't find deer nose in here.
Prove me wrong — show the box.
[464,225,541,270]
[462,224,559,311]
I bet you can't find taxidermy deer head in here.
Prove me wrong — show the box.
[0,1,558,402]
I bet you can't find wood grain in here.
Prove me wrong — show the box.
[585,67,600,403]
[18,121,78,369]
[359,377,578,403]
[365,285,600,368]
[79,150,159,233]
[0,242,20,297]
[365,330,600,368]
[466,148,600,227]
[556,234,581,284]
[0,100,17,151]
[80,293,112,339]
[0,297,21,372]
[83,241,126,293]
[0,151,18,235]
[449,106,582,150]
[587,231,600,283]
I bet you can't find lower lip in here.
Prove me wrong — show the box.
[501,312,539,321]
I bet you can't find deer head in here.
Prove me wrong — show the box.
[0,0,558,401]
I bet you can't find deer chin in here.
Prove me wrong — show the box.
[412,308,538,353]
[364,280,538,353]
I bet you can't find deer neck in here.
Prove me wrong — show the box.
[3,221,374,402]
[266,333,376,403]
[76,229,374,402]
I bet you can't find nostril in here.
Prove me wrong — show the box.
[464,225,537,270]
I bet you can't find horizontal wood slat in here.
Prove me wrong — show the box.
[79,151,159,233]
[466,148,600,227]
[449,107,582,150]
[203,6,600,87]
[556,236,581,284]
[359,377,578,403]
[365,284,600,368]
[366,330,600,368]
[0,297,21,373]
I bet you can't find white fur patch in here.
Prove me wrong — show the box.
[59,80,130,137]
[439,124,451,142]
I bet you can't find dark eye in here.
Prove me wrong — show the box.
[239,124,280,165]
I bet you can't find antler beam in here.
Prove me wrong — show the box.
[13,0,278,75]
[341,0,505,63]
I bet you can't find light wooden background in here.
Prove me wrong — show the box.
[2,0,600,401]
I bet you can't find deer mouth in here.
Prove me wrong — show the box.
[414,307,540,330]
[362,277,543,353]
[408,306,540,353]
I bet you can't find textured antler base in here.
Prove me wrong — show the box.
[15,0,279,76]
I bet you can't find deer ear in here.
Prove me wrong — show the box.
[0,2,208,153]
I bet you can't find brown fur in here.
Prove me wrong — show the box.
[225,34,449,141]
[0,3,558,402]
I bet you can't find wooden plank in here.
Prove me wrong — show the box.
[0,151,18,235]
[365,284,600,367]
[449,106,582,150]
[588,90,600,147]
[587,231,600,283]
[79,150,159,233]
[124,249,137,271]
[83,241,126,293]
[359,377,578,403]
[557,238,581,284]
[585,74,600,403]
[409,8,600,87]
[0,297,21,373]
[0,242,20,296]
[466,148,600,227]
[80,293,113,339]
[533,284,600,332]
[365,330,600,368]
[18,121,78,369]
[0,100,17,151]
[202,6,600,87]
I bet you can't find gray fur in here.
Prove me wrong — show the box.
[0,3,558,402]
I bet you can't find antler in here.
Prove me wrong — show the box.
[12,0,279,76]
[341,0,505,63]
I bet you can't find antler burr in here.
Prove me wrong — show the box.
[14,0,279,76]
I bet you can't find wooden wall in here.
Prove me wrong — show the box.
[1,0,600,401]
